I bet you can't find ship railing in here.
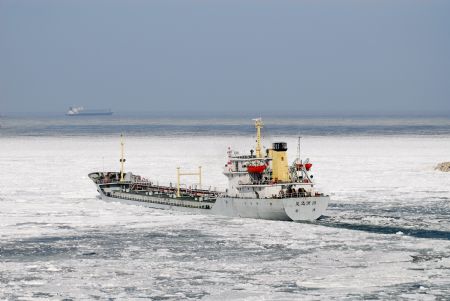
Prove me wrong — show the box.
[113,190,217,204]
[129,182,221,198]
[227,191,325,199]
[277,192,308,198]
[238,180,272,185]
[275,192,325,199]
[238,179,312,186]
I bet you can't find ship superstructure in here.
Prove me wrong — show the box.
[89,119,329,221]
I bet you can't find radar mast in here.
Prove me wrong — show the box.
[120,134,126,182]
[253,118,263,158]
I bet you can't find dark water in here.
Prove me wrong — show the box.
[1,115,450,137]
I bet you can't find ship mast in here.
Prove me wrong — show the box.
[120,134,126,182]
[253,118,263,158]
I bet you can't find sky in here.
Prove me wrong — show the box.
[0,0,449,116]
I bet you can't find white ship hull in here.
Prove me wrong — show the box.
[97,187,328,222]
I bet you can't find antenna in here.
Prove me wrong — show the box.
[297,136,301,162]
[252,118,263,158]
[120,134,126,182]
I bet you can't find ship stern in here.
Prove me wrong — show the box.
[282,196,329,221]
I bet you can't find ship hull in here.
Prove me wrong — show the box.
[212,197,329,221]
[66,112,113,116]
[96,186,328,222]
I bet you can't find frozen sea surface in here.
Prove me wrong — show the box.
[1,134,450,300]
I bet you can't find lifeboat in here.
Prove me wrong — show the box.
[305,163,312,171]
[247,165,266,174]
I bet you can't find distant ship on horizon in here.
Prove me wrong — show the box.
[66,106,113,116]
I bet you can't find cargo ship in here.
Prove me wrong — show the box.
[66,106,113,116]
[88,119,329,221]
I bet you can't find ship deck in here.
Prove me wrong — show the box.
[109,190,215,209]
[98,179,220,207]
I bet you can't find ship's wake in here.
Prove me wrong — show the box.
[313,218,450,240]
[310,199,450,240]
